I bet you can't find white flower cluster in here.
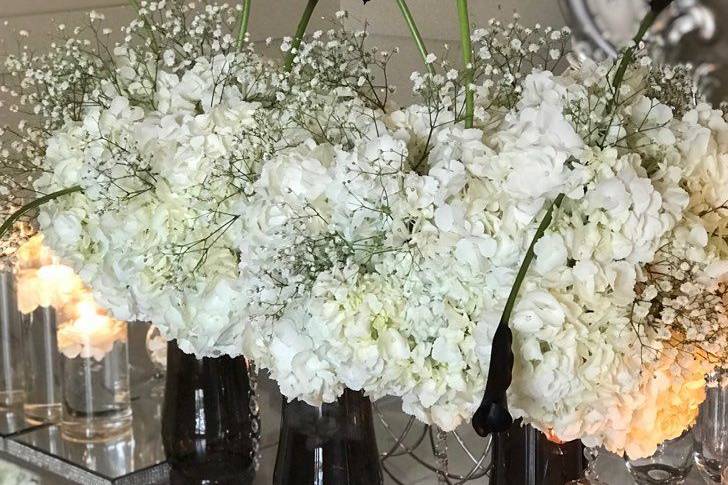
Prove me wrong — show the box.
[616,347,709,459]
[16,4,389,357]
[4,3,728,459]
[240,69,583,430]
[240,22,728,457]
[34,52,281,356]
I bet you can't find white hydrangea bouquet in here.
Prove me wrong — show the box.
[0,0,387,356]
[238,0,726,458]
[2,0,727,460]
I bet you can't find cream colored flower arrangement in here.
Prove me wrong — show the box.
[1,0,725,458]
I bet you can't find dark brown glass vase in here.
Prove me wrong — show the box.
[492,420,587,485]
[162,341,256,485]
[273,389,383,485]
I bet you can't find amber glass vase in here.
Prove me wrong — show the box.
[273,389,383,485]
[162,341,256,485]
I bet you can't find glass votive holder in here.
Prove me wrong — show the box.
[59,307,132,442]
[694,368,728,484]
[625,429,694,484]
[0,271,25,408]
[21,305,62,424]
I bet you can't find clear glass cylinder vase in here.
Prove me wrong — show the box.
[694,368,728,483]
[60,318,132,442]
[625,429,694,484]
[273,389,383,485]
[22,305,62,424]
[0,271,24,408]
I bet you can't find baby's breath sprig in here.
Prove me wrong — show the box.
[636,246,728,362]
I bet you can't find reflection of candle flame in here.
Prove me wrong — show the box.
[16,234,52,269]
[545,430,564,444]
[58,301,126,360]
[16,235,86,314]
[58,296,126,360]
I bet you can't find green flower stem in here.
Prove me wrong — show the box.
[0,186,83,241]
[603,0,672,122]
[395,0,434,75]
[456,0,474,128]
[236,0,253,50]
[498,3,672,334]
[498,193,565,328]
[283,0,320,72]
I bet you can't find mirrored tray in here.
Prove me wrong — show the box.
[0,391,168,485]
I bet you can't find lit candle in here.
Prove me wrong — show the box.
[15,235,127,361]
[57,298,126,361]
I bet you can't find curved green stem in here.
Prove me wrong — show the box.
[283,0,320,72]
[603,11,655,117]
[498,193,565,328]
[236,0,253,50]
[496,3,673,343]
[456,0,474,128]
[602,1,672,131]
[0,186,83,241]
[395,0,434,75]
[473,192,564,436]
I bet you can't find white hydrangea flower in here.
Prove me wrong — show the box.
[240,42,728,455]
[34,51,290,357]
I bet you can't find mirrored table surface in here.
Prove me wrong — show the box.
[0,374,713,485]
[0,381,168,484]
[0,405,46,440]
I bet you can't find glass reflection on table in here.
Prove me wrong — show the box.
[3,394,167,483]
[0,404,44,438]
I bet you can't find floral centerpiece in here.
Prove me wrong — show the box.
[1,0,726,469]
[1,0,388,477]
[1,1,384,357]
[239,0,727,458]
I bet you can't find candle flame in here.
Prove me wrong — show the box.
[73,299,110,334]
[15,235,127,360]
